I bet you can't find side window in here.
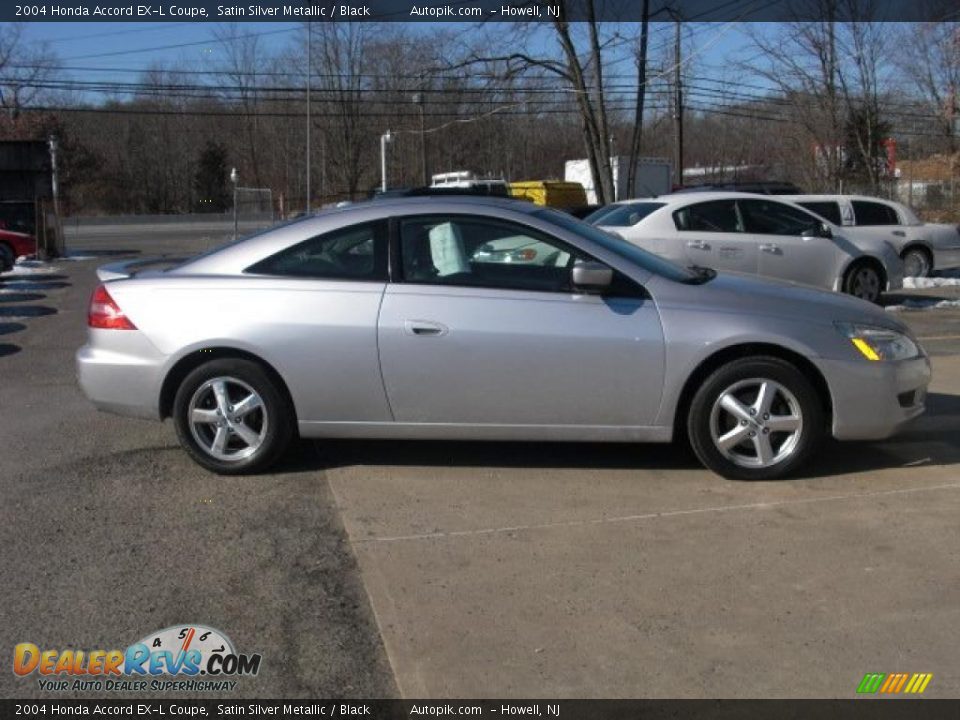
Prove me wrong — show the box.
[852,201,900,226]
[673,200,742,233]
[798,201,843,226]
[739,199,821,236]
[246,221,388,280]
[399,215,589,294]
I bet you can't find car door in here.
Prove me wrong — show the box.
[739,199,840,289]
[377,213,665,429]
[846,198,914,250]
[243,219,393,424]
[671,199,757,275]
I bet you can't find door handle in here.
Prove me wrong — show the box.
[892,230,906,237]
[759,243,780,253]
[404,320,448,337]
[686,240,710,250]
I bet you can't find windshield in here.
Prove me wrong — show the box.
[595,202,665,228]
[534,208,701,284]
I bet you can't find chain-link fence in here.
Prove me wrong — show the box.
[234,187,275,234]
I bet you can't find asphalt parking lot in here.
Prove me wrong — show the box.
[2,222,960,699]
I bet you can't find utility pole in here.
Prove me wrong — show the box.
[305,22,312,213]
[671,11,684,189]
[626,0,650,198]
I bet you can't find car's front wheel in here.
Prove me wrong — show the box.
[172,358,294,474]
[687,357,825,480]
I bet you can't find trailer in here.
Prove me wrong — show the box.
[564,157,672,204]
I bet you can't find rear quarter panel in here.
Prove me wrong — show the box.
[106,276,393,424]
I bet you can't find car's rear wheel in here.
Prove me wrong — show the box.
[173,358,294,474]
[0,243,14,272]
[843,261,883,304]
[902,247,931,278]
[687,357,825,480]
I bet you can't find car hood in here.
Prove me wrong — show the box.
[649,271,907,332]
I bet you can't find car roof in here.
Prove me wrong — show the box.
[614,191,788,206]
[317,194,541,217]
[780,194,902,205]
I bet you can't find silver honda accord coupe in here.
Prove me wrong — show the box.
[76,196,931,480]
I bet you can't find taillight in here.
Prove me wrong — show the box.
[88,285,137,330]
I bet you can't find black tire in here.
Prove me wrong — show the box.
[843,260,884,304]
[901,247,932,278]
[687,357,825,481]
[172,358,295,475]
[0,243,13,272]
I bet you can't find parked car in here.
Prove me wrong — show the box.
[591,192,903,304]
[779,194,960,278]
[77,197,930,481]
[0,228,36,271]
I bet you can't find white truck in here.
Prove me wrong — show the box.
[564,157,672,204]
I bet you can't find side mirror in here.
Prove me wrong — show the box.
[571,260,613,292]
[802,223,833,239]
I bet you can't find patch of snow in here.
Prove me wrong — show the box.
[886,298,960,312]
[1,259,60,276]
[903,275,960,288]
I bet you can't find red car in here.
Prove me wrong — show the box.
[0,229,36,271]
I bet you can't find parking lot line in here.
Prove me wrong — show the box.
[354,479,960,544]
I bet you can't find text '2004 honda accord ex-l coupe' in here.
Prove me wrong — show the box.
[77,196,931,480]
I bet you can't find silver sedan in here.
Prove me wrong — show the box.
[77,197,931,480]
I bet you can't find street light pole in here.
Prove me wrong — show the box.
[413,92,427,186]
[380,130,392,192]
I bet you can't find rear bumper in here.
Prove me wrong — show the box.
[820,354,931,441]
[76,332,166,420]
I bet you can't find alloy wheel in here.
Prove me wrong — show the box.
[187,376,268,462]
[708,378,803,469]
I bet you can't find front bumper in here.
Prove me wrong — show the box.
[76,330,166,420]
[820,354,931,441]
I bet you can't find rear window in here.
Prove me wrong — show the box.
[852,200,900,226]
[595,202,665,227]
[797,201,843,226]
[673,200,742,233]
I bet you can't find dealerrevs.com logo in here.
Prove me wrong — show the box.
[13,625,262,693]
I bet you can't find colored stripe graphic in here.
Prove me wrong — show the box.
[857,673,886,693]
[858,672,932,694]
[904,673,933,694]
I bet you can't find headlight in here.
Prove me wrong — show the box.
[835,322,920,361]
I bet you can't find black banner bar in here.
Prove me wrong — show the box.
[4,0,960,23]
[5,700,960,720]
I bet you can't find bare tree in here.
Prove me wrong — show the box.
[0,24,58,118]
[447,4,626,203]
[214,23,265,188]
[897,21,960,152]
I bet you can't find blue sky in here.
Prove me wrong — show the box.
[20,20,759,83]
